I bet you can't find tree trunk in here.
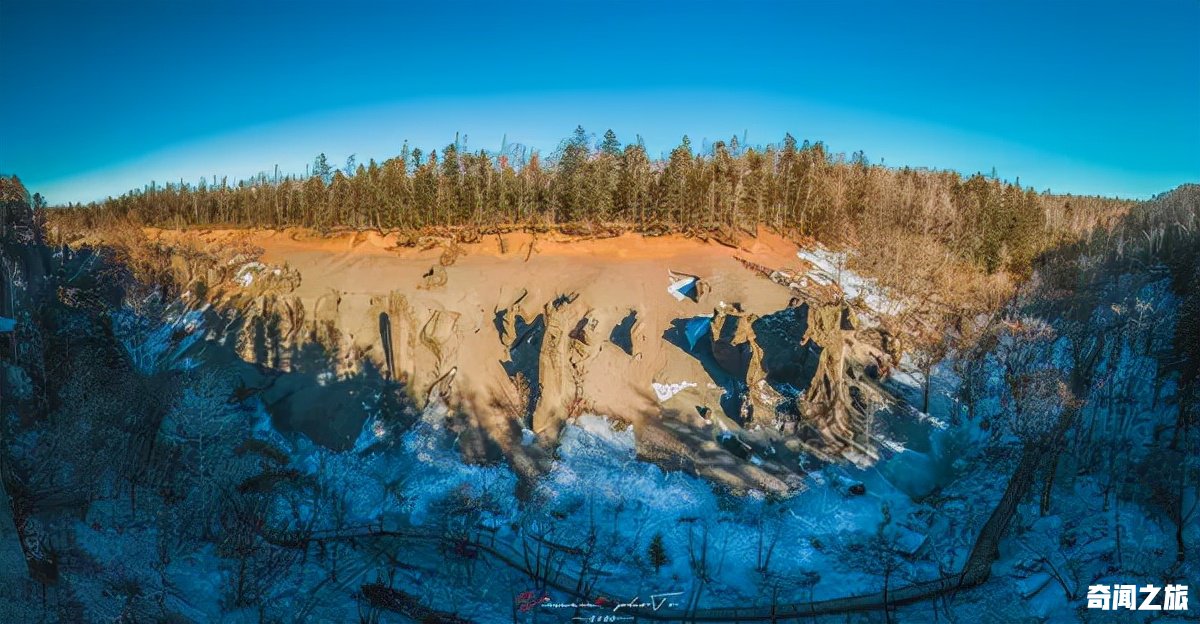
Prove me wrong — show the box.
[958,444,1042,586]
[922,368,932,414]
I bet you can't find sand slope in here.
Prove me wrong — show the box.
[144,227,858,493]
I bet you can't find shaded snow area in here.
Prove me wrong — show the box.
[5,276,1196,623]
[33,354,988,623]
[139,398,1007,623]
[797,247,904,316]
[112,305,209,374]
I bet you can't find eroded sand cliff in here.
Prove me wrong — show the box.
[112,227,901,494]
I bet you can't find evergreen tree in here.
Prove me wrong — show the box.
[617,144,650,226]
[559,125,590,171]
[556,125,591,222]
[600,129,621,156]
[658,136,694,227]
[312,153,333,184]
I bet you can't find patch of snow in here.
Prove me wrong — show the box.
[652,380,697,401]
[797,247,904,315]
[234,261,266,287]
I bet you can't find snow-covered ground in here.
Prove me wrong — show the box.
[797,247,905,316]
[178,367,1007,622]
[5,262,1195,623]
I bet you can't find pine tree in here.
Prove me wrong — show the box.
[312,153,333,184]
[556,125,591,222]
[600,129,621,156]
[659,136,694,228]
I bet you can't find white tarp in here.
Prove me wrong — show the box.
[667,276,697,301]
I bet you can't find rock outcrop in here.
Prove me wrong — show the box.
[798,301,877,459]
[709,305,783,427]
[710,305,757,378]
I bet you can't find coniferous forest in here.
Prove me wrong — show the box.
[56,128,1134,277]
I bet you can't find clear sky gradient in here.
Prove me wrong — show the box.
[2,0,1197,203]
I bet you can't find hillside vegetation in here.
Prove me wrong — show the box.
[54,129,1133,276]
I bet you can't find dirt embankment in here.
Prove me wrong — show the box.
[90,226,901,493]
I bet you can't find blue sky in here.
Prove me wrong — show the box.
[1,0,1197,203]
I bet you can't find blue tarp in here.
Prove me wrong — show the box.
[0,316,14,333]
[684,315,712,351]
